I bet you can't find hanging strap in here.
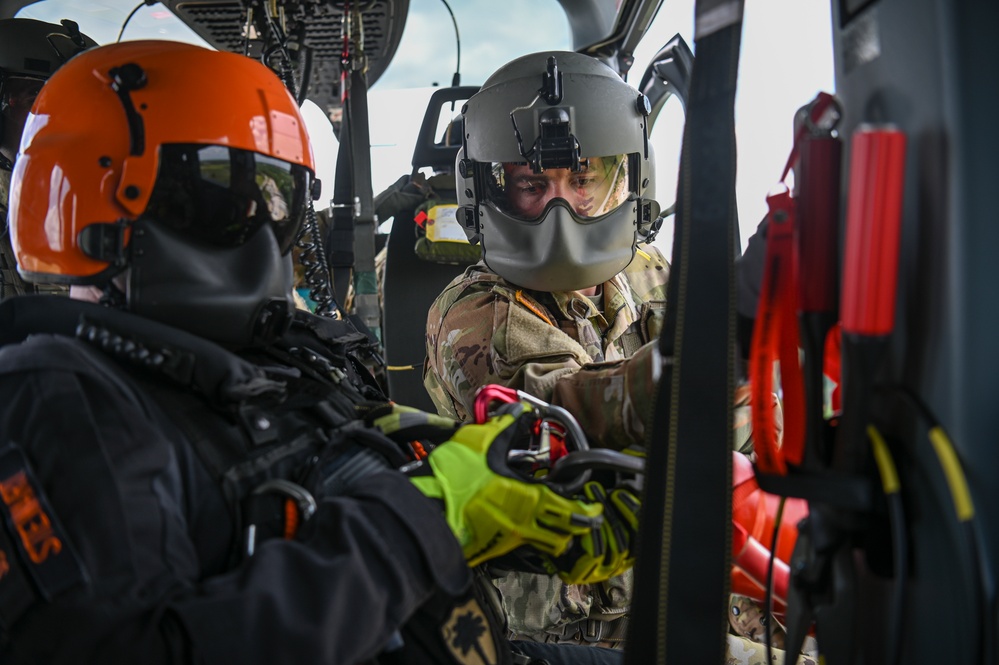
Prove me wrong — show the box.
[626,1,744,662]
[749,188,804,474]
[329,119,356,307]
[749,92,841,475]
[328,6,381,341]
[342,68,381,342]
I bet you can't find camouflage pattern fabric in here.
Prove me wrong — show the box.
[425,246,767,454]
[0,166,21,298]
[425,246,671,451]
[725,634,819,665]
[0,167,8,220]
[424,244,790,652]
[424,247,668,646]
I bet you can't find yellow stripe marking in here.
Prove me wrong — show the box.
[928,426,975,521]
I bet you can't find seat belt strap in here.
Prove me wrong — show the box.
[626,1,744,662]
[330,103,356,308]
[328,7,380,344]
[749,188,805,474]
[342,66,382,342]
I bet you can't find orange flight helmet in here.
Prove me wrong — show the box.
[9,39,316,284]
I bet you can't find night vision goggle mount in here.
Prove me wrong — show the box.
[510,56,584,174]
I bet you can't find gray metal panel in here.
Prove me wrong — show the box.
[832,0,999,661]
[162,0,408,119]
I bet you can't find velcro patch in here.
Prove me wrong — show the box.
[0,444,87,607]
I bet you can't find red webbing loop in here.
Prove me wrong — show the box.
[751,92,842,474]
[750,187,805,473]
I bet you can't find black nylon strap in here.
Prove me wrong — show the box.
[328,66,381,340]
[330,114,356,308]
[626,3,744,663]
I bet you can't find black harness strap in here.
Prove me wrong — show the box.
[329,63,381,341]
[329,118,355,308]
[626,1,745,662]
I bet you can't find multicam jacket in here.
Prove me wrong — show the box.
[424,246,777,647]
[425,246,672,451]
[425,246,759,454]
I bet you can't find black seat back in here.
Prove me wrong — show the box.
[381,86,479,412]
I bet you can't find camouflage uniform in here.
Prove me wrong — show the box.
[425,245,772,651]
[725,634,819,665]
[425,245,758,453]
[426,246,671,449]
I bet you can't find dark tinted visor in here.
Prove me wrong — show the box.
[144,144,311,254]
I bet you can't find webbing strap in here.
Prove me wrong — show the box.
[329,64,380,342]
[749,189,805,474]
[341,68,381,341]
[329,127,355,307]
[626,1,743,662]
[749,93,841,475]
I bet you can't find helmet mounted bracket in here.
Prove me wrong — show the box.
[541,56,562,104]
[109,63,148,157]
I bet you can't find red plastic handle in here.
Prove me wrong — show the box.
[797,135,842,314]
[842,126,907,336]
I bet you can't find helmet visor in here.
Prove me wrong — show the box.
[484,154,631,222]
[144,144,311,254]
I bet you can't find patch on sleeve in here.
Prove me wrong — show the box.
[0,443,88,630]
[441,597,499,665]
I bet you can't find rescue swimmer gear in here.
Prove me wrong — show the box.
[456,51,661,292]
[0,295,518,665]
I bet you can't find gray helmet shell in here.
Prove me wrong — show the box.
[456,51,660,291]
[0,18,96,150]
[0,18,97,79]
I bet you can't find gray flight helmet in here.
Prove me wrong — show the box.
[456,50,661,292]
[0,18,97,141]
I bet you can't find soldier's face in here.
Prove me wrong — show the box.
[1,76,44,155]
[502,156,619,219]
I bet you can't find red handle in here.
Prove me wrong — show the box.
[797,135,842,314]
[842,126,907,336]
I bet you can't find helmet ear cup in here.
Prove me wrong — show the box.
[455,146,480,243]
